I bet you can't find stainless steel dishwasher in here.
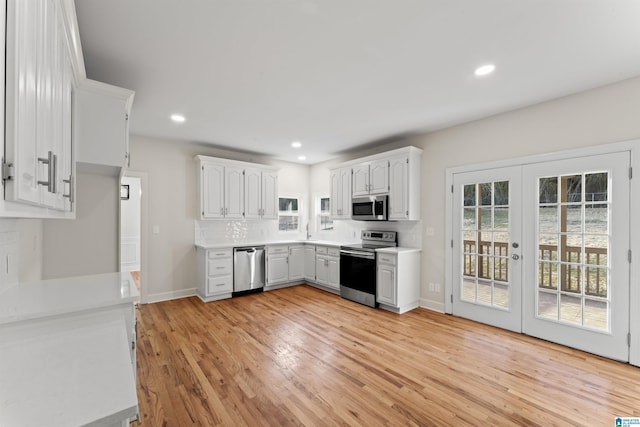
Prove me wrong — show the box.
[233,246,265,293]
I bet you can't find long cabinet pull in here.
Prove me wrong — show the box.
[62,176,73,202]
[37,151,56,193]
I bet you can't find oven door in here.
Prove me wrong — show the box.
[339,249,376,294]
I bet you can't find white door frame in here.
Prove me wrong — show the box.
[120,170,149,304]
[445,139,640,366]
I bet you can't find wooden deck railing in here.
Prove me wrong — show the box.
[463,241,607,297]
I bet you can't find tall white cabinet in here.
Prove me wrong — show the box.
[3,0,77,217]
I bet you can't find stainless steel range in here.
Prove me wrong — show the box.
[340,230,397,308]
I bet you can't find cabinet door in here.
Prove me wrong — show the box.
[224,166,244,218]
[288,246,305,281]
[244,167,262,219]
[201,164,225,218]
[377,264,396,305]
[352,164,370,197]
[388,157,409,220]
[267,254,289,285]
[339,168,352,218]
[304,246,316,280]
[261,171,278,219]
[369,160,389,195]
[326,257,340,290]
[315,256,327,284]
[329,169,341,218]
[5,0,41,206]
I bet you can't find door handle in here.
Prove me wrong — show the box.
[512,254,520,260]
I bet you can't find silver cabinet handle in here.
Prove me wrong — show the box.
[63,176,73,202]
[37,151,56,193]
[220,207,224,215]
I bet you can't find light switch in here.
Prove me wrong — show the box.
[425,227,435,237]
[152,226,160,235]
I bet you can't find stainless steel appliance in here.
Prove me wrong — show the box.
[351,195,388,221]
[233,246,265,293]
[340,230,397,307]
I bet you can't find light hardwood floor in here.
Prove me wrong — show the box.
[134,285,640,426]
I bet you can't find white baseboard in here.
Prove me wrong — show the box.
[145,288,197,304]
[420,298,445,313]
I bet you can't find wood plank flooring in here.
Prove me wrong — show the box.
[133,285,640,426]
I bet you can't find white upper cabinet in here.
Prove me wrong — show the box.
[244,167,262,219]
[197,155,278,220]
[352,160,388,197]
[2,0,86,218]
[261,170,278,219]
[74,80,134,173]
[388,149,422,220]
[330,167,351,219]
[224,166,244,219]
[245,168,278,220]
[331,146,422,221]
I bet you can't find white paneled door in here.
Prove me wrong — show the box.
[452,166,523,333]
[450,151,631,361]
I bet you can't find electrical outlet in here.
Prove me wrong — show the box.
[428,282,434,292]
[434,283,441,292]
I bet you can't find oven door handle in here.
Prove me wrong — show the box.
[340,250,376,260]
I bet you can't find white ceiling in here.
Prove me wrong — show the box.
[74,0,640,164]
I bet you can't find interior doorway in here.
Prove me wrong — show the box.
[120,172,147,302]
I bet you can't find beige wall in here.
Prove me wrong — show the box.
[128,137,311,301]
[42,171,120,279]
[310,75,640,309]
[411,75,640,309]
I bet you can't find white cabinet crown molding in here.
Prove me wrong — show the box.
[332,146,423,170]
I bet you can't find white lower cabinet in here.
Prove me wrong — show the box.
[197,247,233,302]
[376,250,421,313]
[304,245,316,280]
[315,246,340,291]
[288,245,305,281]
[266,244,306,286]
[267,245,289,285]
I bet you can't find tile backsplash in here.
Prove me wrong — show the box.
[195,219,422,248]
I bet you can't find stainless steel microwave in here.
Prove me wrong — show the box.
[351,195,388,221]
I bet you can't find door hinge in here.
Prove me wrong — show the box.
[450,294,453,303]
[451,185,454,193]
[2,161,14,181]
[629,250,632,263]
[628,332,631,346]
[451,240,454,248]
[630,167,633,180]
[406,158,409,164]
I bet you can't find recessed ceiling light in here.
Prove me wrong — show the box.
[170,114,186,123]
[474,64,496,77]
[291,141,302,148]
[298,155,306,161]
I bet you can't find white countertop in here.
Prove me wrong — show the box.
[196,239,351,250]
[0,310,138,426]
[376,247,422,254]
[0,272,139,325]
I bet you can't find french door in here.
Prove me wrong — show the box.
[522,152,630,361]
[451,151,631,361]
[452,166,522,332]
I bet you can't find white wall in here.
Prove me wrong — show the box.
[129,136,310,302]
[42,171,119,279]
[120,176,141,272]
